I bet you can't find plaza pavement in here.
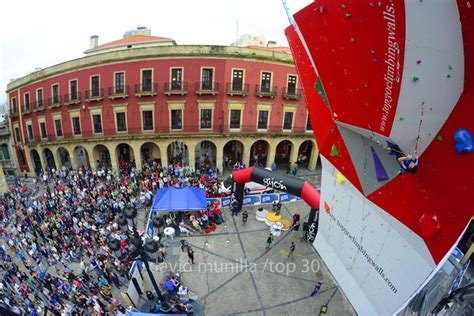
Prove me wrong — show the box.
[141,168,356,315]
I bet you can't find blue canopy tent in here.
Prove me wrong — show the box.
[151,187,207,212]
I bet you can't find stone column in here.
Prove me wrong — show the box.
[215,140,224,175]
[289,142,299,167]
[52,147,62,170]
[187,141,196,171]
[38,147,48,171]
[107,144,119,172]
[266,141,277,169]
[132,143,142,171]
[308,144,319,171]
[159,142,169,168]
[68,146,79,169]
[242,139,251,167]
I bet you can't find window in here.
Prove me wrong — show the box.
[142,111,153,131]
[261,72,272,92]
[306,116,312,130]
[283,112,293,130]
[55,119,63,137]
[171,68,183,90]
[171,110,182,129]
[27,125,33,141]
[91,76,100,97]
[24,93,30,112]
[115,72,125,93]
[40,122,47,138]
[142,70,152,91]
[18,150,26,166]
[201,68,214,90]
[116,112,127,132]
[2,144,10,160]
[287,75,297,95]
[14,127,20,142]
[52,84,60,104]
[200,109,212,129]
[11,97,17,114]
[72,117,81,135]
[258,110,269,129]
[93,114,102,134]
[37,89,44,107]
[70,80,78,99]
[232,69,244,91]
[230,109,241,129]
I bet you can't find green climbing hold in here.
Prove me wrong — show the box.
[448,64,453,71]
[412,76,419,82]
[399,117,404,121]
[437,135,443,142]
[330,144,339,157]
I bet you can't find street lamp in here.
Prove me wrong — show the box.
[108,210,165,303]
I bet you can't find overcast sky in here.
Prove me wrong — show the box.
[0,0,310,107]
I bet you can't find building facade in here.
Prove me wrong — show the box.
[7,35,317,176]
[0,113,16,177]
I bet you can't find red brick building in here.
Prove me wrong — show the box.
[7,31,317,175]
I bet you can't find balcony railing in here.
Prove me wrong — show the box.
[48,96,62,108]
[164,82,188,96]
[282,87,302,101]
[108,85,129,99]
[135,83,158,97]
[32,100,45,112]
[25,135,40,145]
[64,92,81,105]
[85,88,104,102]
[23,104,32,114]
[226,83,249,96]
[255,85,277,98]
[195,82,219,96]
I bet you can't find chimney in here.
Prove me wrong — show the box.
[89,35,99,49]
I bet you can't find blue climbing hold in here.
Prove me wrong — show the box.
[454,128,474,153]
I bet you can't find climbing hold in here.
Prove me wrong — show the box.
[324,202,330,213]
[454,128,474,153]
[364,83,368,88]
[448,64,453,71]
[412,76,419,82]
[370,49,375,55]
[447,74,451,78]
[350,37,355,43]
[341,4,347,9]
[437,135,443,142]
[416,60,422,64]
[399,117,404,121]
[345,13,352,18]
[336,172,346,184]
[330,144,339,157]
[333,112,338,118]
[369,2,375,8]
[371,146,389,181]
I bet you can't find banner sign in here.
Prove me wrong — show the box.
[261,194,280,204]
[279,193,298,202]
[243,195,261,205]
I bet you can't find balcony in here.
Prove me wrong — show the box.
[0,160,15,168]
[195,82,219,96]
[64,92,81,105]
[25,135,40,146]
[10,110,18,118]
[48,96,62,108]
[255,85,277,98]
[135,83,158,97]
[164,82,188,96]
[226,83,249,96]
[108,85,129,99]
[32,100,45,112]
[85,88,104,102]
[23,105,32,114]
[282,87,302,101]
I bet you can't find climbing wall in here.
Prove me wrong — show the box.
[286,0,474,315]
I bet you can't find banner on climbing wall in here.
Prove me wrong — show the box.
[261,193,280,204]
[243,195,261,205]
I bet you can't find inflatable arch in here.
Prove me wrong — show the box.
[231,167,321,240]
